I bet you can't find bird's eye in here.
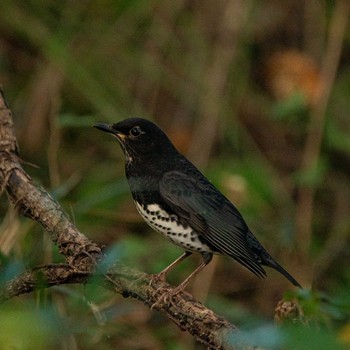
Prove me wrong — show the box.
[129,126,142,137]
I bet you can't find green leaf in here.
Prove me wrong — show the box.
[272,92,308,121]
[293,157,328,187]
[284,324,346,350]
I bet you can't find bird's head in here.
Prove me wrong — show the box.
[94,118,178,164]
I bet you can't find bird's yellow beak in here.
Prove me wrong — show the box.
[93,123,126,140]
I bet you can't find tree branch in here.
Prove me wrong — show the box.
[0,88,245,349]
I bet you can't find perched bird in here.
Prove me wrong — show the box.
[94,118,302,292]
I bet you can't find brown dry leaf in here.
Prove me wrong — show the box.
[265,50,323,107]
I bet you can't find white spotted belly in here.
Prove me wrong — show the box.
[135,202,213,253]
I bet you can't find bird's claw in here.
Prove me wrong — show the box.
[148,272,166,287]
[150,285,186,310]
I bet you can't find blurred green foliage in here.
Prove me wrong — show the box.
[0,0,349,349]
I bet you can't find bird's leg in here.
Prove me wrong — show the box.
[151,251,192,284]
[172,252,213,294]
[150,252,212,310]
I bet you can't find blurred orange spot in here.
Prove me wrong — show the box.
[265,50,323,107]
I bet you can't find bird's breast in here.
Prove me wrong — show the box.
[135,202,215,253]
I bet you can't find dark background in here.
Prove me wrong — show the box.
[0,1,349,349]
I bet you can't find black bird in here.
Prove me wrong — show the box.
[94,118,302,291]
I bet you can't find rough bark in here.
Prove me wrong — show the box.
[0,88,252,350]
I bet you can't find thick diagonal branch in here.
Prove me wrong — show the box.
[0,89,243,349]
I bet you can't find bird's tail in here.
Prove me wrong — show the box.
[246,230,302,288]
[262,254,302,288]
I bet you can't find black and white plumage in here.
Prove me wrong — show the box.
[94,118,301,290]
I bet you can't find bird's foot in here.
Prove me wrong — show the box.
[150,290,170,310]
[150,284,188,310]
[148,272,167,287]
[148,272,171,309]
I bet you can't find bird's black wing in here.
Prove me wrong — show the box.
[159,171,266,277]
